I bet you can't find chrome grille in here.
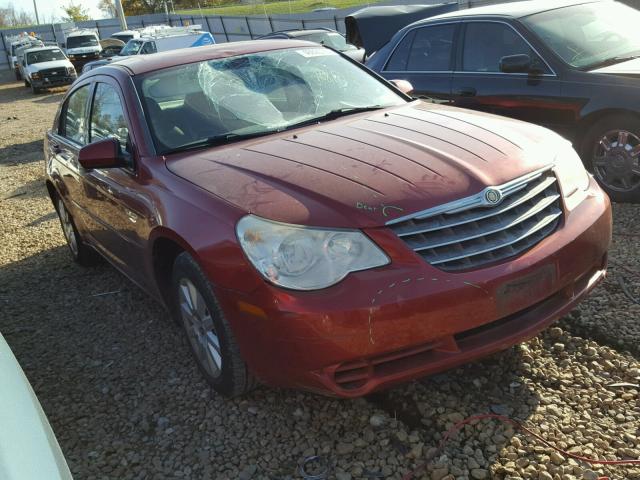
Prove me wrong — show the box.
[387,167,563,272]
[40,67,67,78]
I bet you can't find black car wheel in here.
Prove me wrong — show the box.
[15,70,21,81]
[171,252,257,397]
[582,114,640,203]
[24,79,29,88]
[31,83,40,95]
[54,196,100,266]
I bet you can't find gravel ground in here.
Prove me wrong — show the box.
[0,71,638,480]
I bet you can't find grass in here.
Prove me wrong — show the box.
[177,0,379,16]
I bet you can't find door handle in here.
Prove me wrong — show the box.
[455,87,477,97]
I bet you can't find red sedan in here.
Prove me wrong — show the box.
[45,40,611,397]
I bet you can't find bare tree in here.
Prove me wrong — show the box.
[99,0,118,18]
[0,4,37,27]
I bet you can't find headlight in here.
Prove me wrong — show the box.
[554,141,590,197]
[236,215,389,290]
[66,66,76,75]
[31,72,41,80]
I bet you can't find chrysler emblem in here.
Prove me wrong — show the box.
[484,188,503,205]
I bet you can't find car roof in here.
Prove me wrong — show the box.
[418,0,602,22]
[274,29,336,37]
[110,39,317,75]
[24,46,61,53]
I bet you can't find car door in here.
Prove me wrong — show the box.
[451,21,565,129]
[380,23,459,103]
[48,82,93,231]
[81,77,155,287]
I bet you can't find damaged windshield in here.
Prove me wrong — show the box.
[136,47,406,154]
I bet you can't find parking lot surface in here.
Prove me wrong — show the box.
[0,74,639,480]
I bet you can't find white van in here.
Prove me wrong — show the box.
[63,28,102,68]
[119,25,215,56]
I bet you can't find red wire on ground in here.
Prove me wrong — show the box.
[403,413,640,480]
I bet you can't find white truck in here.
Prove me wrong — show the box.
[63,28,102,70]
[118,25,215,56]
[111,29,141,44]
[21,46,77,94]
[7,33,43,80]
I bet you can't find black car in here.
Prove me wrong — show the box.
[365,0,640,202]
[257,28,366,62]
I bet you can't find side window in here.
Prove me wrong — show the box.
[90,83,132,168]
[61,85,91,145]
[386,25,455,72]
[462,22,550,73]
[141,41,157,55]
[385,30,416,71]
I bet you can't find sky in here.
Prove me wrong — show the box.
[6,0,104,23]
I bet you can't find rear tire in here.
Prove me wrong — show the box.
[54,195,100,266]
[580,114,640,203]
[171,252,258,397]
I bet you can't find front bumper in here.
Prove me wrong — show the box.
[216,178,611,397]
[32,75,76,89]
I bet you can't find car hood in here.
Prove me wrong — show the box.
[29,60,71,71]
[166,102,562,228]
[590,57,640,77]
[0,333,72,480]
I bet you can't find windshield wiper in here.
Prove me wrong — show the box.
[583,54,640,70]
[282,106,386,131]
[163,130,278,155]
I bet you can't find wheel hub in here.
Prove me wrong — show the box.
[178,278,222,378]
[593,129,640,193]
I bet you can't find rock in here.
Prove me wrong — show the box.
[582,470,599,480]
[550,451,565,465]
[539,472,553,480]
[369,414,386,428]
[156,417,170,430]
[336,472,352,480]
[238,464,256,480]
[336,443,354,455]
[431,467,449,480]
[470,468,489,479]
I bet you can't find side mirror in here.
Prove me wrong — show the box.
[499,54,532,74]
[78,138,124,169]
[390,79,414,95]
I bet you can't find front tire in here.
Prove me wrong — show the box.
[581,114,640,203]
[171,252,257,397]
[15,70,20,81]
[31,83,40,94]
[24,79,29,88]
[54,196,100,266]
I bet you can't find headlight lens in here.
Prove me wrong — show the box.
[554,141,590,197]
[66,66,75,75]
[31,72,41,80]
[236,215,389,290]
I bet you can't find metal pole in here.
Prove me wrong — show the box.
[114,0,128,30]
[32,0,40,24]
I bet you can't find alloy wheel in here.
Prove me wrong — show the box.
[57,198,79,257]
[593,129,640,192]
[178,278,222,378]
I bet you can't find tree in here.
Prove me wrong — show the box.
[0,5,37,27]
[62,2,91,22]
[99,0,117,18]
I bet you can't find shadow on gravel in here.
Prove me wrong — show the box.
[33,92,66,104]
[2,176,49,200]
[369,348,540,478]
[0,138,43,164]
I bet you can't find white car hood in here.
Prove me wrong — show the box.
[0,333,72,480]
[28,60,72,72]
